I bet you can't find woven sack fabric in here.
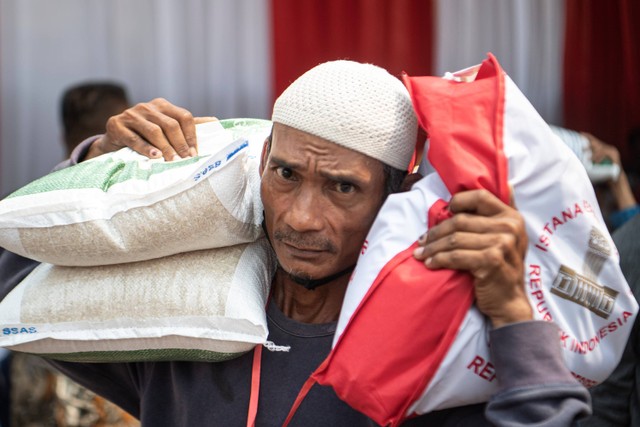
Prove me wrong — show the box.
[307,54,638,426]
[0,237,276,363]
[0,119,271,266]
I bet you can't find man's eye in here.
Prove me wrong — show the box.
[276,167,293,179]
[336,182,355,194]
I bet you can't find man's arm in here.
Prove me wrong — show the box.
[486,321,591,426]
[44,358,142,419]
[413,189,591,425]
[582,132,640,230]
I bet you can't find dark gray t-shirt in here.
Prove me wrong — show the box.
[46,298,493,426]
[49,300,373,426]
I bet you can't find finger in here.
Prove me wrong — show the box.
[420,247,495,271]
[592,154,604,163]
[415,230,517,261]
[159,101,197,159]
[425,244,522,278]
[424,213,527,260]
[120,109,180,161]
[448,189,509,217]
[591,149,606,163]
[104,115,164,159]
[425,213,520,244]
[141,99,193,160]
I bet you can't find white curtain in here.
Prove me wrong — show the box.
[435,0,565,125]
[0,0,272,197]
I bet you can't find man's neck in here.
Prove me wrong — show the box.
[272,268,349,324]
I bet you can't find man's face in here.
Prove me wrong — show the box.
[260,123,386,282]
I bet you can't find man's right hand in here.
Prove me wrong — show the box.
[85,98,217,161]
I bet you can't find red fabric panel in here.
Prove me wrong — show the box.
[271,0,433,101]
[563,0,640,164]
[313,239,475,426]
[403,55,510,204]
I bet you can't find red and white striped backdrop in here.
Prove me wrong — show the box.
[1,0,638,197]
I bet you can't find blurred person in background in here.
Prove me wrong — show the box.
[578,213,640,426]
[580,129,640,426]
[551,126,639,231]
[582,131,639,231]
[61,82,131,157]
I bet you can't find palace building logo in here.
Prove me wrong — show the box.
[550,227,618,319]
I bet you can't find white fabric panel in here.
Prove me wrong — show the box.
[0,0,272,197]
[435,0,565,125]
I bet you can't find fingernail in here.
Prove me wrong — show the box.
[413,247,423,258]
[418,232,428,243]
[425,257,433,267]
[149,149,161,158]
[189,147,198,157]
[172,154,181,161]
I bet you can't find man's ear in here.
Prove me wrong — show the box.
[259,138,270,176]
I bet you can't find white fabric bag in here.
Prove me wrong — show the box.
[305,54,638,426]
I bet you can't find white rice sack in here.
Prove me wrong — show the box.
[0,119,272,266]
[0,237,276,363]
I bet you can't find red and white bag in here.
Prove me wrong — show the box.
[286,54,638,426]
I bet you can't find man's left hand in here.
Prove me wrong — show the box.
[413,189,533,328]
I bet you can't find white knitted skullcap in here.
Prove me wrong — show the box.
[272,60,418,170]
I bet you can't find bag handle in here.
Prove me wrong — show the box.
[246,344,263,427]
[282,357,331,426]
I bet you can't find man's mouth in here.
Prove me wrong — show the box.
[273,229,336,254]
[280,241,328,260]
[283,241,325,252]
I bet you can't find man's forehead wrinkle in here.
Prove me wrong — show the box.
[277,145,372,182]
[271,123,379,184]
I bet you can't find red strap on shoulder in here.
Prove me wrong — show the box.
[246,344,263,427]
[282,371,319,427]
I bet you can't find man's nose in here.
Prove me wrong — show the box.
[285,188,324,232]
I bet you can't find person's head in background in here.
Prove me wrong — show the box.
[61,82,130,156]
